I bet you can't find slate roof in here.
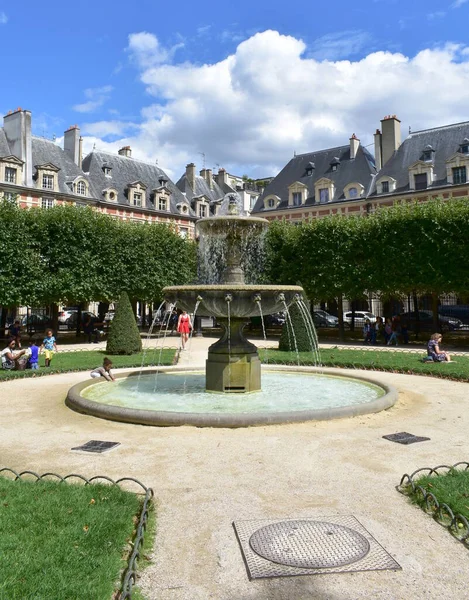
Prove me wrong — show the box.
[251,144,376,214]
[82,151,194,216]
[31,136,89,195]
[176,172,229,208]
[370,121,469,196]
[0,128,11,156]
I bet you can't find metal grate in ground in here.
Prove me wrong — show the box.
[233,515,401,580]
[71,440,120,453]
[383,432,430,445]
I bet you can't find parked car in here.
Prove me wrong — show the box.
[438,304,469,326]
[313,310,339,328]
[104,310,115,322]
[66,311,98,330]
[343,311,377,328]
[399,310,462,332]
[265,313,285,327]
[20,313,53,332]
[58,307,78,324]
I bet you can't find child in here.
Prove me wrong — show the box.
[25,341,39,370]
[90,357,115,381]
[40,329,57,367]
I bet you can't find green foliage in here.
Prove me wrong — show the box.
[279,302,312,352]
[411,469,469,522]
[0,204,197,307]
[106,292,142,355]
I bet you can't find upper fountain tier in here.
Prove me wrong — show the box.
[163,193,304,318]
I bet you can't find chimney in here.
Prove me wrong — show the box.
[3,107,32,186]
[216,167,228,186]
[380,115,401,166]
[374,129,382,171]
[206,168,213,189]
[349,133,360,160]
[64,125,81,166]
[186,163,196,190]
[118,146,132,157]
[78,136,83,169]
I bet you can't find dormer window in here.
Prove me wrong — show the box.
[330,157,340,172]
[199,204,207,218]
[158,197,167,211]
[319,188,329,202]
[306,162,315,176]
[128,181,147,207]
[268,198,275,208]
[422,145,435,162]
[344,182,365,200]
[452,166,467,184]
[5,167,16,183]
[158,177,168,188]
[414,173,428,190]
[43,174,54,189]
[292,192,302,206]
[133,192,142,207]
[459,139,469,154]
[76,181,87,195]
[102,164,112,177]
[382,181,389,193]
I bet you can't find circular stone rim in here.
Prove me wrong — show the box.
[66,366,398,428]
[162,284,304,292]
[248,520,371,569]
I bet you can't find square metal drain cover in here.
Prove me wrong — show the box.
[383,432,430,445]
[71,440,120,453]
[233,515,401,580]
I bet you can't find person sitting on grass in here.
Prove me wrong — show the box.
[1,339,27,370]
[24,340,39,370]
[90,357,115,381]
[40,329,57,367]
[427,333,452,362]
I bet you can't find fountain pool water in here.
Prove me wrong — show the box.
[67,367,397,427]
[66,193,398,427]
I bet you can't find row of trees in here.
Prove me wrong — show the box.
[263,198,469,329]
[0,201,196,313]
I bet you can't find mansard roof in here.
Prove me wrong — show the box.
[252,144,376,213]
[176,172,227,206]
[370,120,469,196]
[31,136,89,195]
[82,151,194,216]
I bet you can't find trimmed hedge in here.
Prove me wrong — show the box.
[106,292,142,355]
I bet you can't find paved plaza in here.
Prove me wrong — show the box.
[1,338,468,599]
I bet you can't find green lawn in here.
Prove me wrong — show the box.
[261,348,469,381]
[0,348,176,381]
[0,477,144,599]
[410,469,469,522]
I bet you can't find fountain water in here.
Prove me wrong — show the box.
[66,194,398,427]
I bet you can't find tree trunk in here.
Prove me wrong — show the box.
[76,303,83,337]
[51,303,59,335]
[337,294,345,342]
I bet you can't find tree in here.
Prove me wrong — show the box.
[279,301,314,352]
[106,292,142,355]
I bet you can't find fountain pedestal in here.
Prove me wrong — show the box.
[206,318,261,393]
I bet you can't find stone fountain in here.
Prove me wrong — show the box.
[163,195,303,393]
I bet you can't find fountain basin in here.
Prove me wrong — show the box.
[66,367,398,428]
[163,285,304,317]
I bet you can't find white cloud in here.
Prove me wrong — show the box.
[80,31,469,179]
[0,11,7,24]
[127,32,183,68]
[309,30,373,60]
[80,120,138,137]
[427,11,446,19]
[452,0,468,7]
[73,85,113,113]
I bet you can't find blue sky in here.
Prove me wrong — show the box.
[1,0,469,177]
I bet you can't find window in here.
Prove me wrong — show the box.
[452,166,467,185]
[42,197,54,209]
[199,204,207,218]
[348,187,358,198]
[180,227,189,239]
[5,167,16,183]
[76,181,86,195]
[292,192,302,206]
[103,166,112,176]
[423,150,433,161]
[268,198,275,208]
[133,193,142,206]
[319,188,329,203]
[3,191,15,203]
[109,191,116,200]
[42,174,54,190]
[158,197,167,211]
[331,164,338,172]
[414,173,427,190]
[381,181,389,193]
[461,144,469,154]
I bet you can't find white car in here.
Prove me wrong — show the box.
[58,308,77,323]
[343,311,377,327]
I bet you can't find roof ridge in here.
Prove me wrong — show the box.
[409,121,469,137]
[294,144,349,158]
[89,149,162,169]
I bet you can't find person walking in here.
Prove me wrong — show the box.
[177,310,191,350]
[40,329,57,367]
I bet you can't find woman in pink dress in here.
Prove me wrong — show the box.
[177,310,191,349]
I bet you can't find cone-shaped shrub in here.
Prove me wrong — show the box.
[106,292,142,355]
[278,301,312,352]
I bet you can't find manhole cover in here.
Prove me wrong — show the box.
[383,432,430,445]
[71,440,120,453]
[249,520,370,569]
